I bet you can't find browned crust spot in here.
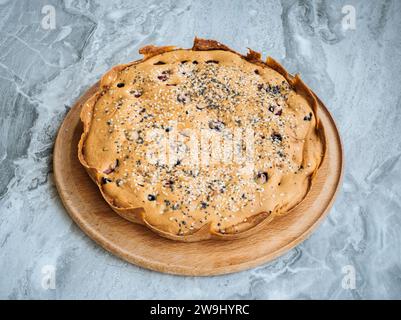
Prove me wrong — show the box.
[139,45,177,60]
[192,37,233,52]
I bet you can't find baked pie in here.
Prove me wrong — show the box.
[78,38,325,241]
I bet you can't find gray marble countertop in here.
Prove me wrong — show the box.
[1,0,400,299]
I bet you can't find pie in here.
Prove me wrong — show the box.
[78,38,325,241]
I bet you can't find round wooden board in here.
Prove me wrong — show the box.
[54,82,343,276]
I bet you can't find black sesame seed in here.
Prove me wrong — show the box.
[207,103,219,110]
[271,133,283,143]
[147,194,156,201]
[101,177,112,185]
[267,85,280,95]
[304,112,313,121]
[116,82,125,88]
[208,120,225,131]
[177,94,189,104]
[157,74,168,81]
[255,172,268,184]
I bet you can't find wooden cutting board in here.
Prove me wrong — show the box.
[53,82,343,276]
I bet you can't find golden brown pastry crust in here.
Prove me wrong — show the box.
[78,38,325,242]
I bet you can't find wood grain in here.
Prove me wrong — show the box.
[53,82,343,276]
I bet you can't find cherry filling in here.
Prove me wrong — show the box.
[103,159,119,174]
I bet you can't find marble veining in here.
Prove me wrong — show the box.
[0,0,400,299]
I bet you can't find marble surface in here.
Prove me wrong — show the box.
[0,0,400,299]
